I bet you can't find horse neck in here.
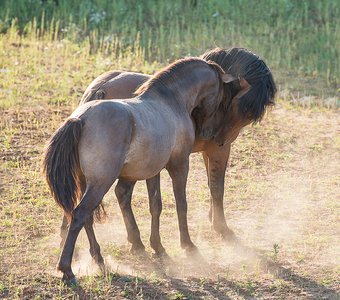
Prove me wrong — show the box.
[139,63,219,114]
[166,66,219,114]
[183,70,220,114]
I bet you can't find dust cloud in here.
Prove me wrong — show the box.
[47,150,339,281]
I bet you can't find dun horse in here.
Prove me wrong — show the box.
[43,58,237,283]
[59,47,276,258]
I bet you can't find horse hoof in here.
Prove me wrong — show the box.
[221,231,239,244]
[152,250,171,262]
[62,274,78,287]
[98,262,106,276]
[185,244,199,256]
[130,244,146,256]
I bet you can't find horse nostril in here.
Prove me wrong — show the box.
[218,142,224,147]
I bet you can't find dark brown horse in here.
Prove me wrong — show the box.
[59,47,276,258]
[43,58,238,283]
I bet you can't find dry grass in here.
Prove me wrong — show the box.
[0,36,339,299]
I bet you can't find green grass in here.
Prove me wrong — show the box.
[0,0,339,87]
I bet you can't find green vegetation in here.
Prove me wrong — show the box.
[0,0,339,87]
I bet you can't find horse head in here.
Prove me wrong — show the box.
[213,77,253,146]
[200,47,277,146]
[192,61,239,140]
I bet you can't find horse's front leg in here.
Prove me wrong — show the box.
[167,157,197,253]
[115,179,145,253]
[146,174,166,256]
[203,142,235,241]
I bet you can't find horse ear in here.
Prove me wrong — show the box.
[221,73,237,83]
[233,77,251,101]
[239,77,251,90]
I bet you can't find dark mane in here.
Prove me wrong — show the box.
[135,57,209,97]
[201,47,277,122]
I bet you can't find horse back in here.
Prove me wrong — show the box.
[80,71,150,104]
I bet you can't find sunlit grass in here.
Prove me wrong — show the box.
[0,0,339,87]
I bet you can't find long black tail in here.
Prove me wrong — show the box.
[42,118,84,218]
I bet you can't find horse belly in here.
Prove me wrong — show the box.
[120,154,170,180]
[120,137,173,181]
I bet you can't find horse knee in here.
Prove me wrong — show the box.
[70,208,91,232]
[150,198,162,217]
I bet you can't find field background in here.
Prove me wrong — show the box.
[0,0,339,299]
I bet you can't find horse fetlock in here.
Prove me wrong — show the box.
[127,232,142,244]
[58,261,76,286]
[57,259,70,273]
[212,218,228,232]
[89,245,101,258]
[212,221,236,242]
[153,247,166,257]
[150,237,165,254]
[130,242,145,255]
[185,244,200,257]
[91,251,104,265]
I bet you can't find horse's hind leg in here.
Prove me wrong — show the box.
[60,213,103,265]
[146,174,166,256]
[60,214,68,249]
[58,183,113,283]
[84,214,105,273]
[115,179,145,254]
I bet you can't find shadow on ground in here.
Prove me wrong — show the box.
[3,242,337,300]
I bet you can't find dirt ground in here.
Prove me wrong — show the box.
[0,100,338,300]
